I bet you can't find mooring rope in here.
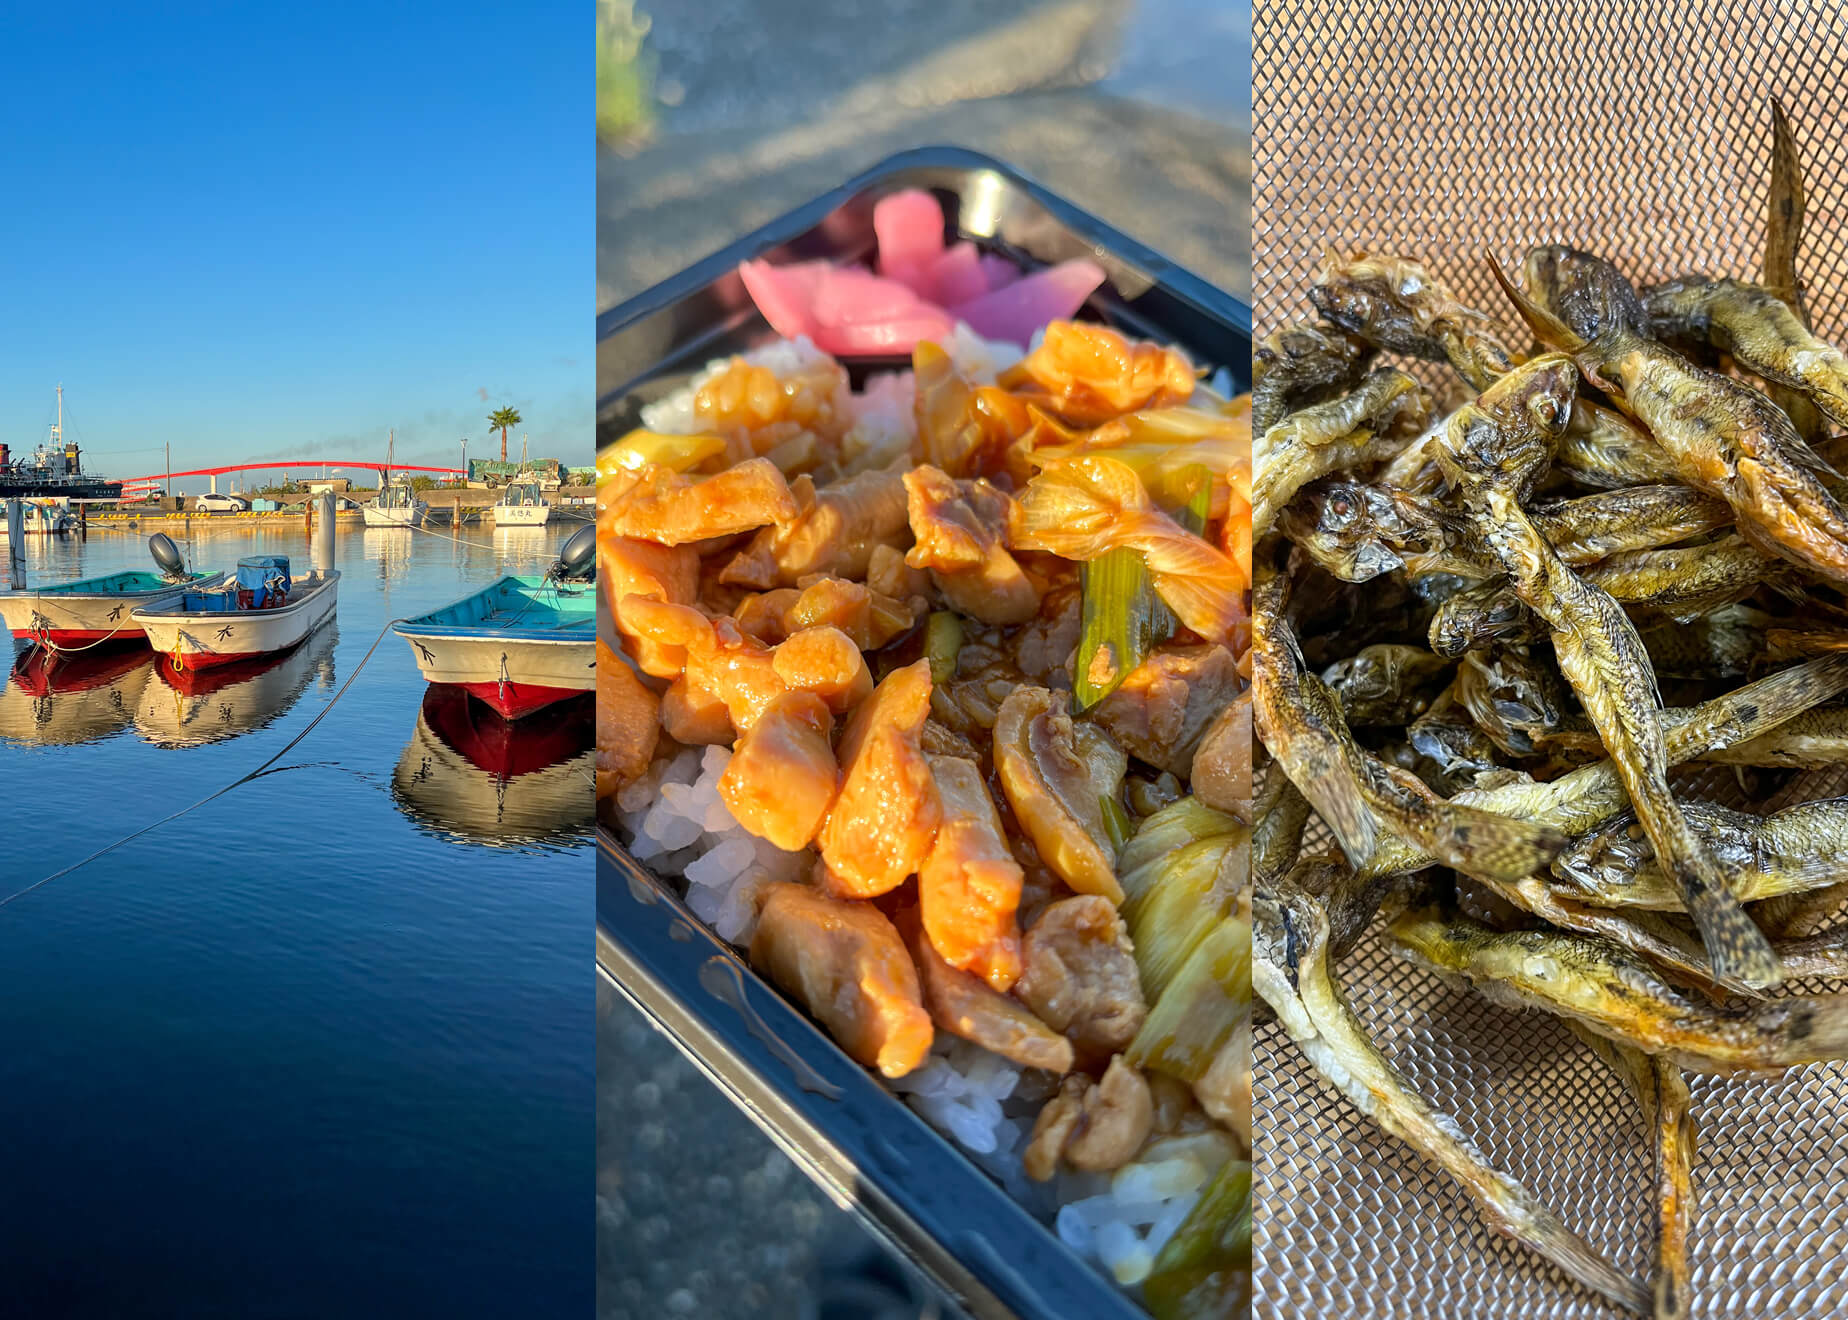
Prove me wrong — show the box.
[0,615,407,910]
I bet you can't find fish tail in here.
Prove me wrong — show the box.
[1407,802,1567,883]
[1486,256,1585,353]
[1676,848,1783,990]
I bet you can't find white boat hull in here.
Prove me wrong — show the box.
[363,502,429,528]
[491,502,550,526]
[134,570,340,671]
[397,633,593,719]
[0,573,226,648]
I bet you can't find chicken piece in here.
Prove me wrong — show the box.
[900,909,1073,1073]
[602,535,699,678]
[1023,1075,1088,1181]
[866,541,933,606]
[1011,582,1083,683]
[1000,321,1197,426]
[622,596,869,739]
[1092,645,1242,777]
[603,457,799,545]
[1023,1056,1155,1179]
[693,354,852,460]
[1015,895,1148,1059]
[770,626,873,715]
[731,587,803,643]
[903,465,1041,625]
[749,883,933,1079]
[718,692,839,850]
[786,577,916,651]
[596,640,660,798]
[913,340,1035,478]
[817,660,943,897]
[618,598,782,743]
[733,578,914,651]
[919,755,1026,990]
[994,686,1125,902]
[1193,1021,1251,1148]
[1191,691,1251,821]
[720,466,911,588]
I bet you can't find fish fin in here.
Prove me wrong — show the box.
[1766,95,1810,331]
[1486,256,1585,353]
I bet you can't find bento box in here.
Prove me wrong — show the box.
[597,145,1251,1320]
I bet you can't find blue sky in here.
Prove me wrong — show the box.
[0,4,584,492]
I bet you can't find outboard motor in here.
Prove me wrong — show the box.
[552,524,595,582]
[149,533,189,581]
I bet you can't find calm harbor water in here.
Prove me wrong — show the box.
[0,520,591,1316]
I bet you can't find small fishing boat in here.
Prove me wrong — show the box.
[392,528,595,719]
[362,429,429,528]
[491,474,551,526]
[0,534,224,652]
[133,554,340,672]
[136,621,337,748]
[364,477,429,528]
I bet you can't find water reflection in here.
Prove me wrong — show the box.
[392,683,594,847]
[0,644,156,747]
[134,624,340,748]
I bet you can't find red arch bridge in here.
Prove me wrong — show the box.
[117,460,466,498]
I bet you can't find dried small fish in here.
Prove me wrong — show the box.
[1309,248,1515,390]
[1253,368,1429,537]
[1567,1027,1695,1320]
[1251,320,1375,434]
[1389,904,1848,1074]
[1555,798,1848,911]
[1255,882,1650,1315]
[1454,646,1568,756]
[1321,643,1450,725]
[1359,649,1848,881]
[1434,353,1780,988]
[1554,401,1684,489]
[1644,275,1848,430]
[1253,575,1564,883]
[1495,248,1848,583]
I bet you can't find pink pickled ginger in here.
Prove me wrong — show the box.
[735,190,1104,355]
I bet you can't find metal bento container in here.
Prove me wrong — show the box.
[596,145,1251,1320]
[1253,3,1848,1317]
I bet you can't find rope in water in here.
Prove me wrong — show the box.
[0,615,407,911]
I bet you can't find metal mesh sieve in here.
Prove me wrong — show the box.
[1253,4,1848,1315]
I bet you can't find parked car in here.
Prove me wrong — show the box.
[193,492,251,513]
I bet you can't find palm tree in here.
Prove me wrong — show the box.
[487,406,522,464]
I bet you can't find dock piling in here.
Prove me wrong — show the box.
[313,491,335,571]
[5,499,22,589]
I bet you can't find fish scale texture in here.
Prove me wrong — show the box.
[1255,4,1848,1313]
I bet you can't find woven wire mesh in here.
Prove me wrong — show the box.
[1254,6,1848,1313]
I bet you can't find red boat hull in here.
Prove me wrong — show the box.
[458,679,586,720]
[162,648,271,673]
[12,627,144,646]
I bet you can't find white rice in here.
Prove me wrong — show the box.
[942,321,1025,383]
[839,369,916,474]
[615,743,810,945]
[615,743,1224,1293]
